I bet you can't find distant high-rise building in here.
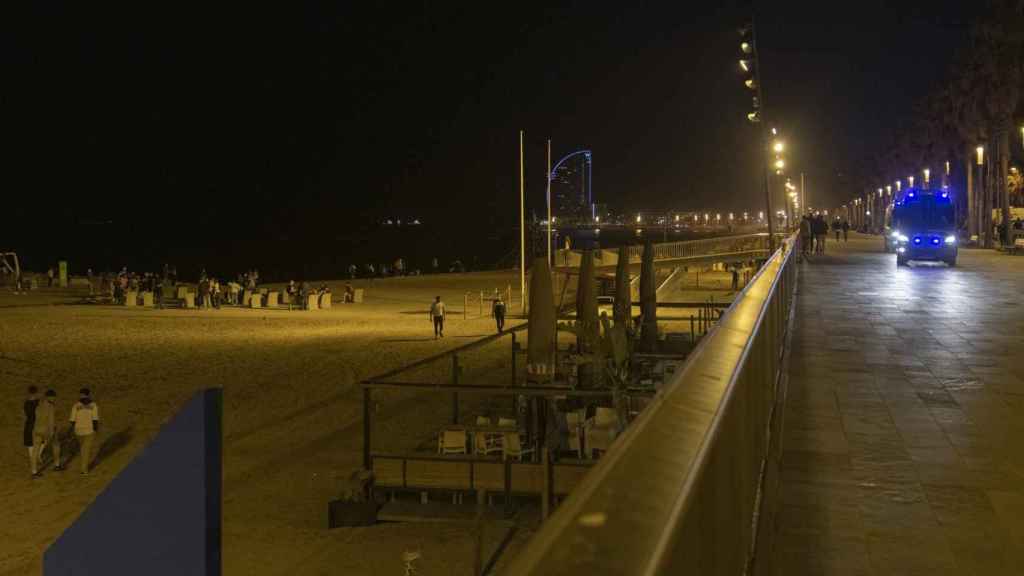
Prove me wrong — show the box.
[551,152,592,222]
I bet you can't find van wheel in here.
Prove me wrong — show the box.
[945,256,956,267]
[897,254,907,267]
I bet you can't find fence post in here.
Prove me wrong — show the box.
[452,354,460,424]
[541,447,552,520]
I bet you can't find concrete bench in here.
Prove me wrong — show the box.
[306,294,319,311]
[124,291,138,307]
[140,291,154,307]
[250,293,263,309]
[266,291,279,307]
[183,293,195,308]
[176,286,189,300]
[319,292,332,309]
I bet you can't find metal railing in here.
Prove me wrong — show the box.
[503,235,799,575]
[554,233,783,268]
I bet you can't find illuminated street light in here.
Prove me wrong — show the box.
[976,145,985,165]
[896,180,901,192]
[741,41,752,54]
[923,168,930,186]
[774,158,785,170]
[636,214,642,223]
[747,111,761,123]
[773,141,784,153]
[739,59,752,72]
[878,187,883,198]
[945,161,950,176]
[908,175,914,187]
[886,185,891,195]
[744,78,757,90]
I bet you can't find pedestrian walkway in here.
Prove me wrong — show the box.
[773,233,1024,575]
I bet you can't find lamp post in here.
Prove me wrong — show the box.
[977,145,987,247]
[739,19,775,252]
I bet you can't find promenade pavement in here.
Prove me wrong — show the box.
[773,233,1024,575]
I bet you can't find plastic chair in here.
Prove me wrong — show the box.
[502,432,533,461]
[437,429,467,455]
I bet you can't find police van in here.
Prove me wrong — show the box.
[889,189,957,267]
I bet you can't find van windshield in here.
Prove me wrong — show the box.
[895,199,954,231]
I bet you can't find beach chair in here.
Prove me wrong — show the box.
[437,429,467,455]
[266,291,279,307]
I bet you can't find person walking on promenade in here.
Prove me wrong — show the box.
[842,219,850,242]
[47,267,54,287]
[813,214,828,255]
[493,295,506,333]
[69,388,100,475]
[24,386,40,477]
[32,389,61,476]
[430,296,446,339]
[799,215,812,256]
[731,267,740,292]
[833,218,842,242]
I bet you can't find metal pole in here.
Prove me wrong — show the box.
[362,388,371,470]
[520,130,526,315]
[547,139,552,267]
[452,354,460,424]
[800,172,806,218]
[752,17,775,253]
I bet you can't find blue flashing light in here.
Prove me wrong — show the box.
[913,237,922,245]
[930,237,941,245]
[908,191,916,198]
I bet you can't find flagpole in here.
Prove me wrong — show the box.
[519,130,526,315]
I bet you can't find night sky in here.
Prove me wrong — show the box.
[1,2,976,275]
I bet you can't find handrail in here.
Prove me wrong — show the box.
[502,234,799,575]
[554,233,785,268]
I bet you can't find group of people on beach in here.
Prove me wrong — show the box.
[347,257,468,279]
[23,386,101,478]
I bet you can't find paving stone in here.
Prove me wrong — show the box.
[771,236,1024,575]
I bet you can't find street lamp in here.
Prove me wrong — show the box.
[774,158,785,170]
[908,175,915,188]
[773,140,784,153]
[923,168,930,187]
[896,180,901,192]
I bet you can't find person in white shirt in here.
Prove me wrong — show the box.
[429,296,446,339]
[69,388,100,475]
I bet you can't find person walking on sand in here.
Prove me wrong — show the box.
[69,388,100,475]
[430,296,446,339]
[493,295,506,333]
[24,386,40,477]
[32,389,61,476]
